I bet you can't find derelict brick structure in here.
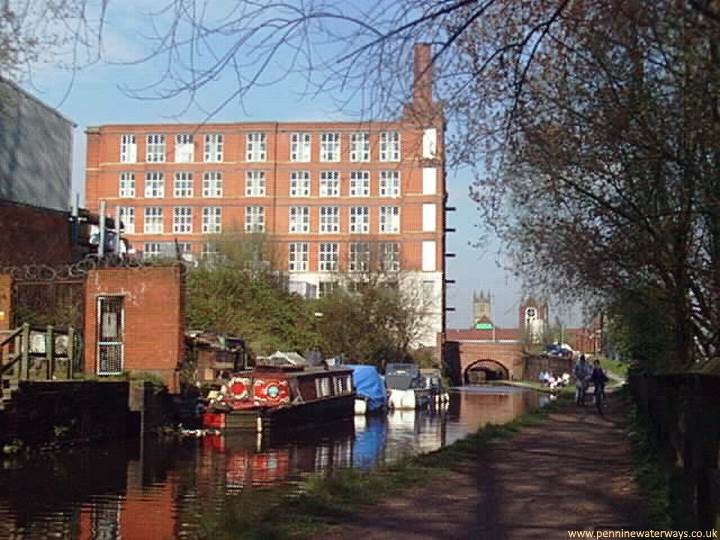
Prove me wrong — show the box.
[83,265,185,392]
[84,43,446,351]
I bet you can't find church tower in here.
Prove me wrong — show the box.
[519,297,549,343]
[473,291,493,328]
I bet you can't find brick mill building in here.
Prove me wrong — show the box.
[84,44,447,347]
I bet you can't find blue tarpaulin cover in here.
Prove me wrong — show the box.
[347,364,387,412]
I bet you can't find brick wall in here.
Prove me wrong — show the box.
[83,266,184,392]
[0,200,73,266]
[444,339,526,382]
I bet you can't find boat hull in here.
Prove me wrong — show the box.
[203,394,355,432]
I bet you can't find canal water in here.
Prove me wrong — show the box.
[0,386,548,539]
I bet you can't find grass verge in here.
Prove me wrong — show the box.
[599,357,631,379]
[199,397,569,539]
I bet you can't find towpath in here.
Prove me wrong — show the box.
[325,395,646,539]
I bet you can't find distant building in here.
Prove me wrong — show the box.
[519,297,549,344]
[84,44,446,349]
[472,290,492,327]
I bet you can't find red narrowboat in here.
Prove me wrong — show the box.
[202,365,355,432]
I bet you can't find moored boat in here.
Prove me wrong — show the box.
[346,364,387,414]
[202,365,355,432]
[385,363,431,410]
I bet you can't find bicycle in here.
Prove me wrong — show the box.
[594,383,606,415]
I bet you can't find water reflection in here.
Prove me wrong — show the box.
[0,386,545,539]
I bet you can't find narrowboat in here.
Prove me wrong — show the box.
[202,365,355,432]
[385,363,431,410]
[346,364,388,414]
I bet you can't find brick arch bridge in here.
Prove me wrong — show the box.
[442,330,526,385]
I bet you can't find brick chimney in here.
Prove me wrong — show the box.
[412,43,433,106]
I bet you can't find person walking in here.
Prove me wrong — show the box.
[573,354,592,406]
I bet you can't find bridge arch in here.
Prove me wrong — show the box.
[464,359,510,384]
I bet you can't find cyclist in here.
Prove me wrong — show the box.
[590,359,609,407]
[573,354,592,406]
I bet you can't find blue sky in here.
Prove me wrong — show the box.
[17,4,536,329]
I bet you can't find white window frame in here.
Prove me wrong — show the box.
[173,206,193,234]
[144,172,164,198]
[203,172,223,198]
[290,171,310,197]
[349,171,370,197]
[175,134,194,163]
[119,172,135,198]
[143,243,161,258]
[118,206,135,234]
[349,206,369,234]
[349,242,370,272]
[289,206,310,233]
[245,206,265,233]
[379,131,400,162]
[288,242,308,272]
[380,242,400,272]
[320,132,340,162]
[350,131,370,162]
[379,206,400,233]
[319,171,340,197]
[379,170,401,197]
[146,134,166,163]
[202,207,222,234]
[246,132,267,162]
[290,132,311,162]
[174,172,193,198]
[202,242,219,260]
[120,134,137,163]
[246,170,266,197]
[204,133,224,162]
[144,207,163,234]
[422,128,438,158]
[318,242,339,272]
[319,206,339,233]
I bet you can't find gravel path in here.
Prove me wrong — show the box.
[324,395,646,539]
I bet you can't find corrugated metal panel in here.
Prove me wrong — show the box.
[0,78,74,212]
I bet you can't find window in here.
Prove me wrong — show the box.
[319,171,340,197]
[246,170,266,196]
[380,242,400,272]
[202,242,219,260]
[144,172,164,198]
[319,281,337,297]
[319,206,339,233]
[203,172,223,198]
[174,172,193,198]
[290,171,310,197]
[120,134,137,163]
[146,134,166,162]
[288,242,308,272]
[422,240,436,272]
[245,206,265,232]
[349,242,370,272]
[290,132,311,162]
[422,128,437,158]
[379,131,400,161]
[319,242,338,271]
[289,206,310,233]
[379,206,400,233]
[175,134,194,162]
[379,170,401,197]
[118,207,135,234]
[177,242,193,260]
[422,167,436,195]
[320,132,340,162]
[202,207,222,233]
[246,132,267,162]
[119,172,135,198]
[144,207,163,234]
[349,171,370,197]
[349,206,369,234]
[350,131,370,162]
[204,133,223,162]
[143,243,161,258]
[315,377,331,397]
[422,203,436,232]
[173,207,192,233]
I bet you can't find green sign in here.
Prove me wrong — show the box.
[475,322,494,330]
